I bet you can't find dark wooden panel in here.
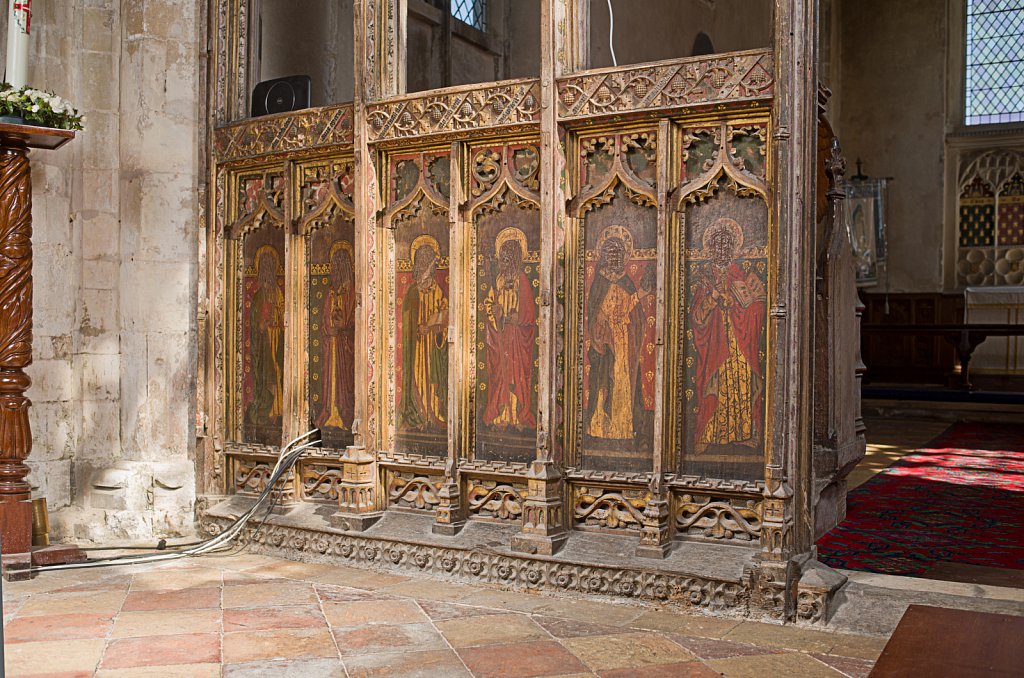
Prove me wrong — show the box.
[860,292,964,384]
[869,605,1024,678]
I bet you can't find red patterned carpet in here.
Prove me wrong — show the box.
[817,422,1024,576]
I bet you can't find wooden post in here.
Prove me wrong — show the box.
[510,0,580,556]
[0,124,74,579]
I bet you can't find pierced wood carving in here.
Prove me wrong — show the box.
[674,492,762,541]
[557,50,774,120]
[367,81,541,143]
[213,104,355,163]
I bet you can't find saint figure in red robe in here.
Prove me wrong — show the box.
[482,232,537,429]
[691,218,766,452]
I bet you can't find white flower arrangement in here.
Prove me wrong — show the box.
[0,83,84,130]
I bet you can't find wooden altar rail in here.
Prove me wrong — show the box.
[860,324,1024,391]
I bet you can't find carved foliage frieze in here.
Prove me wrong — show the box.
[230,453,296,503]
[572,485,650,532]
[367,81,541,143]
[201,515,748,612]
[467,479,526,522]
[386,470,443,511]
[674,492,762,542]
[301,462,345,504]
[557,50,774,120]
[213,104,355,163]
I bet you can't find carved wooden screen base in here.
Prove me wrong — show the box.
[0,123,76,580]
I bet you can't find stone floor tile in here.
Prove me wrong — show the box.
[110,609,221,638]
[456,589,554,613]
[15,590,127,617]
[52,575,133,594]
[224,604,327,632]
[529,598,644,626]
[223,628,338,664]
[599,661,721,678]
[315,583,393,602]
[131,568,223,591]
[560,632,696,672]
[101,634,221,669]
[223,580,318,608]
[332,622,448,657]
[214,552,285,571]
[95,664,222,678]
[418,600,509,620]
[343,649,473,678]
[4,612,113,643]
[249,560,341,582]
[222,571,286,586]
[457,640,590,678]
[630,609,742,639]
[668,633,785,660]
[825,633,889,660]
[323,598,429,626]
[722,621,842,654]
[6,672,95,678]
[708,651,847,678]
[122,586,221,611]
[308,566,411,589]
[223,658,347,678]
[437,613,549,648]
[809,653,876,678]
[533,615,631,639]
[3,638,106,675]
[379,577,478,601]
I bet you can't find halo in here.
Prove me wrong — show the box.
[253,244,281,275]
[329,239,355,261]
[410,234,441,261]
[702,218,744,254]
[595,224,634,260]
[494,226,528,258]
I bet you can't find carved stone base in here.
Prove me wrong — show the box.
[330,511,384,532]
[636,497,672,559]
[797,559,848,625]
[433,478,466,535]
[511,460,568,556]
[332,445,381,531]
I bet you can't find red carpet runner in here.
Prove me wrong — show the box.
[817,422,1024,576]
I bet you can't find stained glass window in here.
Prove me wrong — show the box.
[452,0,487,31]
[966,1,1024,125]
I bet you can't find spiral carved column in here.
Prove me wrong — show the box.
[0,135,34,566]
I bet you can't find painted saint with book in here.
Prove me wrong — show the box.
[691,217,767,451]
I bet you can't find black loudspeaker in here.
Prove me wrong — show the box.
[251,75,312,117]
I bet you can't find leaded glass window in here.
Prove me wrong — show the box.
[966,1,1024,125]
[452,0,487,31]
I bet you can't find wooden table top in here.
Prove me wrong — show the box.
[869,604,1024,677]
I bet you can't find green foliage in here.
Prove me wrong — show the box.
[0,83,84,130]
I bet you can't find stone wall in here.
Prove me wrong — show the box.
[833,0,947,293]
[589,0,773,68]
[1,0,203,542]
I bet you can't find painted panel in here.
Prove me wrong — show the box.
[309,219,357,449]
[679,187,768,482]
[392,153,451,457]
[470,143,542,464]
[241,220,286,446]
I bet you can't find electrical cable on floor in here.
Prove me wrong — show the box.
[28,429,321,573]
[607,0,618,66]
